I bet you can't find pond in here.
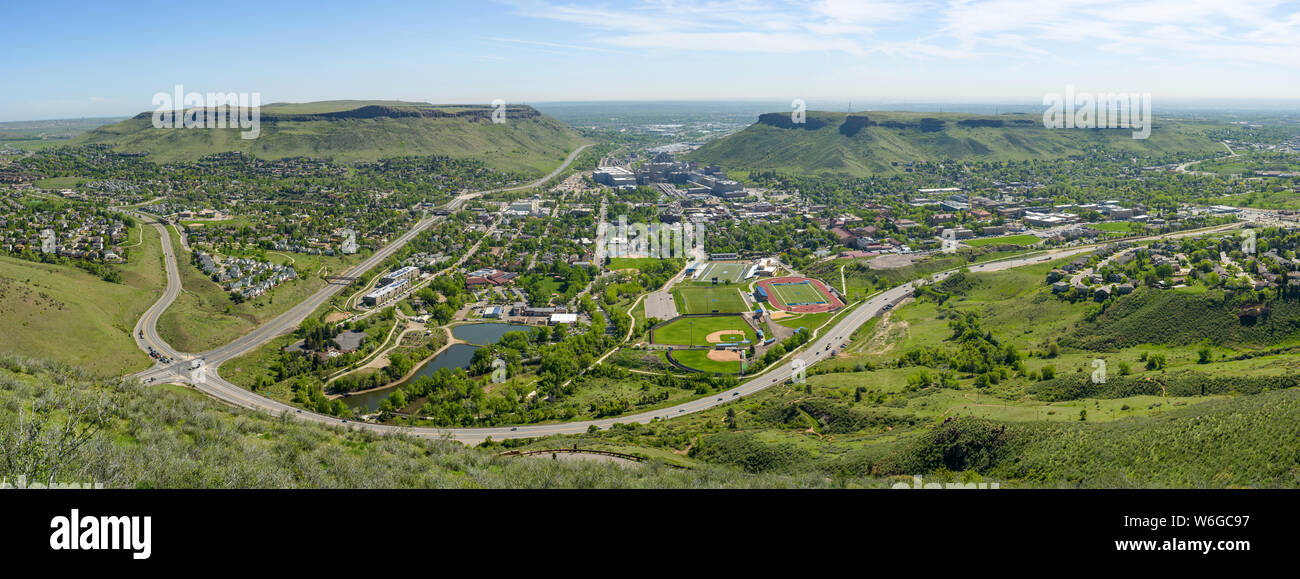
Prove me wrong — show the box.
[451,322,530,345]
[341,323,530,412]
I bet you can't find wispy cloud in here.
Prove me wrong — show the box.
[486,36,627,54]
[495,0,1300,68]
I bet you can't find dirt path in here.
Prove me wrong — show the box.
[859,298,912,356]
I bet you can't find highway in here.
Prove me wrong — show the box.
[130,144,589,387]
[133,238,1093,444]
[126,146,1251,444]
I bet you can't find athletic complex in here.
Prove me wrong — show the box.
[647,260,845,374]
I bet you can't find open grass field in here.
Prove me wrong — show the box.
[652,315,757,347]
[0,222,165,375]
[607,257,669,271]
[696,261,749,284]
[965,234,1041,247]
[673,286,750,314]
[1090,221,1144,235]
[772,311,833,331]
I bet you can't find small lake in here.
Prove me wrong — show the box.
[342,323,529,412]
[452,323,530,345]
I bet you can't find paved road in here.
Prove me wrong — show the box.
[127,150,1251,444]
[130,213,184,362]
[131,144,589,386]
[136,240,1092,444]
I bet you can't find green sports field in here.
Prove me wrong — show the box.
[673,286,750,314]
[669,349,742,374]
[965,234,1042,247]
[696,261,748,283]
[768,280,826,306]
[652,315,757,347]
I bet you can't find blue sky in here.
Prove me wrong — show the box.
[4,0,1300,121]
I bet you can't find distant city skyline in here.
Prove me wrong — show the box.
[5,0,1300,121]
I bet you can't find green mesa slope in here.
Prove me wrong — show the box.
[690,111,1225,176]
[73,100,584,176]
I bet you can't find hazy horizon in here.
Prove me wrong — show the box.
[6,0,1300,122]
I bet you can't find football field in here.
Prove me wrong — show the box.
[769,280,827,306]
[696,261,748,284]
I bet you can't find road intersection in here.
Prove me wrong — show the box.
[125,147,1255,444]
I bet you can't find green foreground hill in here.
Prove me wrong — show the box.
[72,100,584,175]
[690,111,1225,176]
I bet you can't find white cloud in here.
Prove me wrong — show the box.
[496,0,1300,70]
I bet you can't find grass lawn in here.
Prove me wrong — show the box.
[965,234,1041,247]
[1090,222,1143,235]
[608,257,670,271]
[670,348,742,374]
[673,286,750,314]
[652,315,757,346]
[773,311,833,331]
[33,176,88,190]
[0,223,166,375]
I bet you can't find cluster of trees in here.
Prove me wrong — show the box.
[897,311,1024,389]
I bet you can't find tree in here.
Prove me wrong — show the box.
[0,379,115,487]
[1197,347,1212,364]
[1145,353,1166,371]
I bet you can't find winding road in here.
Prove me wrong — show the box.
[126,144,1248,445]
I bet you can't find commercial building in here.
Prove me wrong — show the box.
[380,266,419,286]
[593,167,637,188]
[363,280,407,307]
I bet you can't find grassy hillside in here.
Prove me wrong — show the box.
[533,260,1300,487]
[0,354,895,489]
[0,222,163,375]
[1064,288,1300,351]
[72,101,584,175]
[690,111,1225,176]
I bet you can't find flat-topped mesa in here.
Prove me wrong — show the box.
[132,104,543,123]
